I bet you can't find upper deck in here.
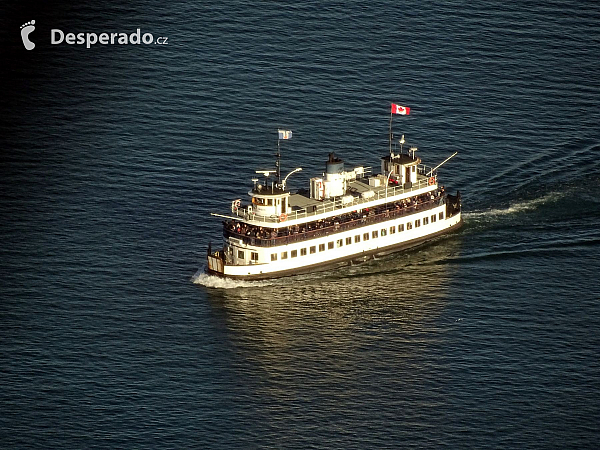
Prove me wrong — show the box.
[228,164,437,227]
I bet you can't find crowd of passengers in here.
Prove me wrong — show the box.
[225,188,445,240]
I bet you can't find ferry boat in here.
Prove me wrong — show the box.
[207,113,462,280]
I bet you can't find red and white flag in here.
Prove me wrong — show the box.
[391,103,410,115]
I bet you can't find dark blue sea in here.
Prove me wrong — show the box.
[1,1,600,448]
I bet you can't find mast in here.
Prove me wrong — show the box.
[276,129,292,188]
[390,103,411,156]
[276,139,281,187]
[389,109,393,155]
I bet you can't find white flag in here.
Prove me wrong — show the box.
[278,130,292,140]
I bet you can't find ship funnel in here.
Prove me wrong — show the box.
[326,153,344,174]
[321,153,346,198]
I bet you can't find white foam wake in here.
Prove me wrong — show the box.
[191,270,274,289]
[464,191,564,218]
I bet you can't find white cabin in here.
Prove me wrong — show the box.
[249,185,291,219]
[381,150,420,188]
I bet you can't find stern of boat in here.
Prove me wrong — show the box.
[446,190,461,218]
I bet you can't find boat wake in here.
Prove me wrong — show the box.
[463,191,564,219]
[467,142,600,199]
[438,236,600,265]
[192,270,274,289]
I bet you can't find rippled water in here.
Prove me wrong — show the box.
[2,1,600,448]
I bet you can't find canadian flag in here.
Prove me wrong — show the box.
[391,103,410,115]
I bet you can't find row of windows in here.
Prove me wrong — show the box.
[266,211,444,261]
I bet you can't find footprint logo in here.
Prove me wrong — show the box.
[20,20,36,50]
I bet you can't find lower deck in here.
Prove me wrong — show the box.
[207,198,461,280]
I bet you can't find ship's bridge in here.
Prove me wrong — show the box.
[248,185,291,219]
[381,152,421,189]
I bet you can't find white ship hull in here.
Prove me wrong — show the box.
[208,205,461,280]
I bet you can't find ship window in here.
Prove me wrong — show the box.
[310,246,316,254]
[415,219,421,227]
[431,214,436,223]
[328,241,334,250]
[381,228,387,237]
[252,197,265,206]
[281,251,288,259]
[407,222,412,230]
[439,211,444,220]
[267,199,273,206]
[390,226,396,234]
[363,233,369,241]
[424,217,429,225]
[291,250,297,258]
[337,239,343,248]
[399,223,404,232]
[319,243,326,252]
[238,250,244,259]
[346,237,352,245]
[271,253,277,261]
[372,230,378,239]
[355,235,360,243]
[301,248,307,256]
[251,252,258,261]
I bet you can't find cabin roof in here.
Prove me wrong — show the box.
[288,179,372,210]
[381,153,420,165]
[250,185,288,196]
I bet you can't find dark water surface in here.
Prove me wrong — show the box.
[1,1,600,448]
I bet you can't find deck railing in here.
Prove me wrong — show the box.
[224,196,445,248]
[231,168,437,225]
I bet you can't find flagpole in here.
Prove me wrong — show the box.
[389,108,392,155]
[276,137,281,187]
